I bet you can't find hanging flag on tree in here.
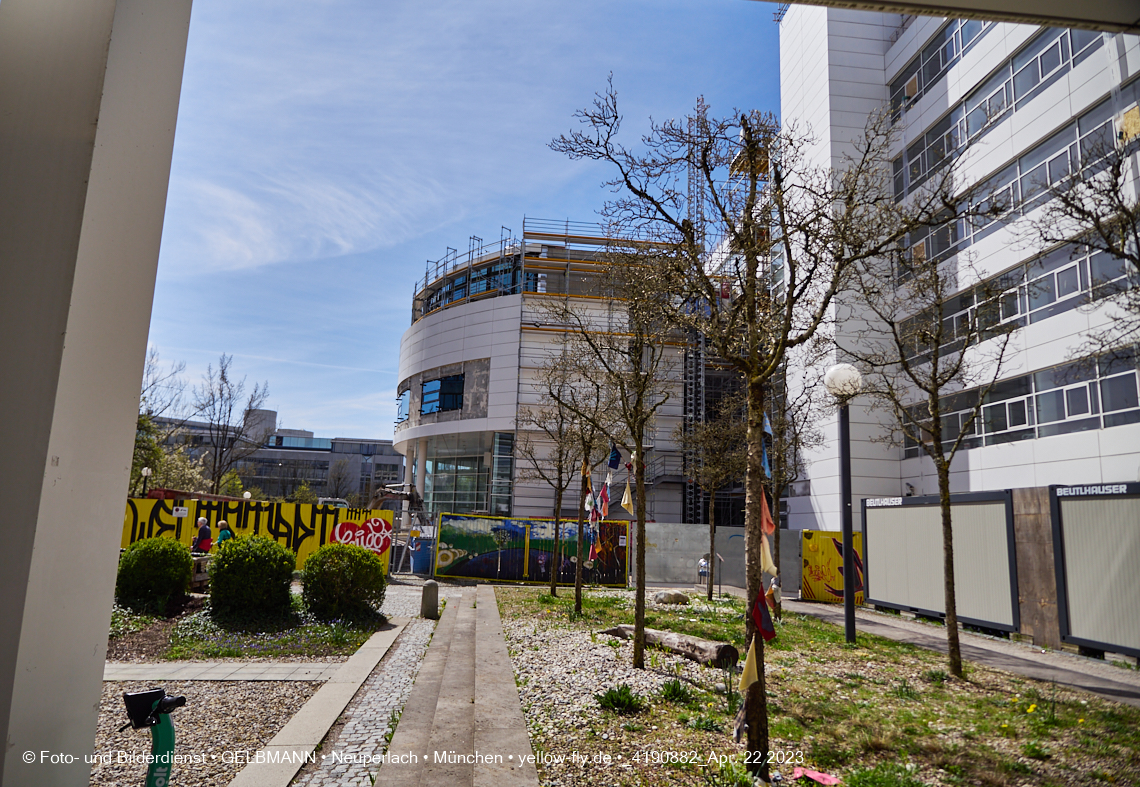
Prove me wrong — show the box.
[750,593,777,642]
[761,442,771,478]
[608,444,621,470]
[760,485,776,536]
[760,533,778,578]
[582,460,594,515]
[763,413,773,435]
[621,476,634,515]
[599,471,612,518]
[738,639,758,693]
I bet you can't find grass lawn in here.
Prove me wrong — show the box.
[497,586,1140,787]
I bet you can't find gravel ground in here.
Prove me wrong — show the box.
[92,577,446,787]
[90,680,320,787]
[504,595,734,787]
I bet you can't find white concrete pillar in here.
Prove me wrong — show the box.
[0,1,192,782]
[415,437,428,498]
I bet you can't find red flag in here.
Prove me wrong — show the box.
[751,594,777,642]
[760,485,776,536]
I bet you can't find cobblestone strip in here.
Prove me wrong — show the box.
[292,583,463,787]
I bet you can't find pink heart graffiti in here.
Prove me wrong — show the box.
[332,517,393,556]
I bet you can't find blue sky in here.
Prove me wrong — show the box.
[148,0,781,440]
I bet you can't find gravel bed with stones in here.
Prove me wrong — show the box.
[90,680,319,787]
[90,581,446,787]
[504,598,738,787]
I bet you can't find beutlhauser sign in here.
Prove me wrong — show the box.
[122,498,393,571]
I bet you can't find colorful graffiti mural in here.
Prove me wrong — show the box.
[122,498,392,572]
[801,530,864,604]
[434,513,628,586]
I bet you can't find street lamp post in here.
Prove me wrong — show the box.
[140,466,152,498]
[824,363,862,644]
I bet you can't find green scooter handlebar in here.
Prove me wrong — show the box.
[121,689,186,787]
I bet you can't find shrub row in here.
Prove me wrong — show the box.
[116,536,386,622]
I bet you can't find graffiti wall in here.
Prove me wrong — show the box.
[123,498,392,572]
[801,530,863,604]
[434,513,628,586]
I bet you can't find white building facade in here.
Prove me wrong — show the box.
[780,8,1140,531]
[393,219,687,526]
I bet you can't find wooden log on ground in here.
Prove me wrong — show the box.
[599,625,738,668]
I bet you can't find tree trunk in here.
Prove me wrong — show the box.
[550,486,563,597]
[575,474,587,615]
[707,489,716,601]
[936,457,963,677]
[744,376,770,781]
[633,444,647,670]
[600,625,738,668]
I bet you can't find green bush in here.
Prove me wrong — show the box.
[116,538,193,614]
[208,536,296,619]
[301,543,387,621]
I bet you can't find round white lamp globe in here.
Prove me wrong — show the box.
[824,363,863,399]
[243,491,252,499]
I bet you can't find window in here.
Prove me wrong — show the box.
[904,353,1139,457]
[890,19,993,121]
[421,374,464,414]
[892,28,1105,201]
[396,390,410,423]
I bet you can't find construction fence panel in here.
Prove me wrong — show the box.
[627,523,801,592]
[434,513,628,586]
[123,498,393,571]
[862,492,1018,631]
[1052,484,1140,657]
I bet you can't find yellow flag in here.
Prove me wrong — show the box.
[621,476,634,515]
[761,533,778,578]
[738,640,758,693]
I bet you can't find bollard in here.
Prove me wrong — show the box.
[421,579,439,619]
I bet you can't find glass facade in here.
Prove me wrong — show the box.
[422,431,514,517]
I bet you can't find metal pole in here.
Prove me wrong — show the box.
[838,401,856,643]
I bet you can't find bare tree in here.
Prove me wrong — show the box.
[193,354,271,495]
[675,387,747,600]
[326,458,353,499]
[1023,132,1140,354]
[766,361,826,574]
[130,348,195,496]
[537,242,677,669]
[845,251,1018,677]
[516,360,610,599]
[553,81,968,777]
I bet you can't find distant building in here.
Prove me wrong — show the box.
[157,409,403,501]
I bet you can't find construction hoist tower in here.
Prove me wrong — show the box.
[682,98,709,526]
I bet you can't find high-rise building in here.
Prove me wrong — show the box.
[779,8,1140,531]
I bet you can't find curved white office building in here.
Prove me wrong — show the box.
[393,219,688,525]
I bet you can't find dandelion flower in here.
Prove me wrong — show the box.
[1027,704,1037,713]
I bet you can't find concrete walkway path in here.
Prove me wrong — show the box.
[782,597,1140,708]
[103,661,345,681]
[377,585,538,787]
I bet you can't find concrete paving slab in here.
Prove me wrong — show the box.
[377,599,461,787]
[473,586,538,787]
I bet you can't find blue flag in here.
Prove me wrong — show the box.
[608,444,621,470]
